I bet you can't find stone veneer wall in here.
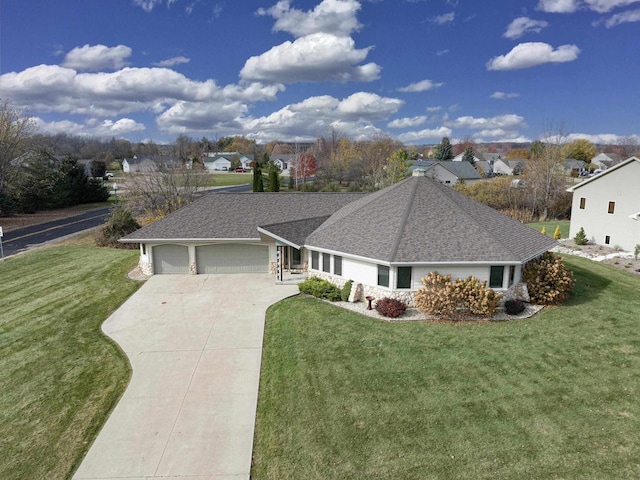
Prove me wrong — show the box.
[139,258,153,276]
[312,272,418,307]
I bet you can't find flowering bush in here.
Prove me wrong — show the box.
[523,252,574,305]
[415,272,501,319]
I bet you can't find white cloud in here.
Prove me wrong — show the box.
[156,100,247,134]
[397,79,444,93]
[537,0,640,12]
[0,64,282,117]
[34,116,145,137]
[239,92,403,142]
[257,0,362,37]
[603,7,640,26]
[61,44,132,71]
[562,132,640,144]
[448,114,527,130]
[387,116,427,128]
[426,106,442,112]
[504,17,549,39]
[432,12,455,24]
[153,56,190,67]
[537,0,579,12]
[487,42,580,70]
[491,91,520,99]
[396,126,453,143]
[239,33,380,83]
[133,0,165,12]
[436,49,449,56]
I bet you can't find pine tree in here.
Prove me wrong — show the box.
[574,227,588,245]
[252,163,264,192]
[435,137,454,161]
[462,146,475,164]
[553,225,562,240]
[268,163,280,192]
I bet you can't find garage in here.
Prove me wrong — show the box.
[152,244,190,274]
[196,244,269,274]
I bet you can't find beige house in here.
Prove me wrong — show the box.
[567,157,640,251]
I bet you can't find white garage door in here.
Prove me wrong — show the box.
[196,244,269,274]
[153,244,190,274]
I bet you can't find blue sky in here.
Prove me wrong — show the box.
[1,0,638,145]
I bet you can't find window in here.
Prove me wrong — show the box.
[141,244,146,255]
[579,197,586,209]
[334,255,342,276]
[377,265,390,287]
[608,201,615,214]
[322,253,331,273]
[509,265,516,286]
[397,266,412,289]
[311,251,319,270]
[605,235,611,245]
[489,266,504,289]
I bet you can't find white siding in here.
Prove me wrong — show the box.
[569,160,640,251]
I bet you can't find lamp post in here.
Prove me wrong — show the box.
[113,182,118,204]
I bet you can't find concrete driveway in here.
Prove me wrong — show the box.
[73,274,299,480]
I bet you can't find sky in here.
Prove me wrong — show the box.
[0,0,638,146]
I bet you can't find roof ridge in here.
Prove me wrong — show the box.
[389,177,419,262]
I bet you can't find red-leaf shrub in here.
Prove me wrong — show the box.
[375,297,407,318]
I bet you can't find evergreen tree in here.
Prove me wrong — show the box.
[268,162,280,192]
[252,163,264,192]
[462,146,475,164]
[435,137,454,161]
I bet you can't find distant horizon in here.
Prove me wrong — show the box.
[1,0,638,146]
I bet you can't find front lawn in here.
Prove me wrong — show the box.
[0,243,141,479]
[253,255,640,479]
[527,220,570,239]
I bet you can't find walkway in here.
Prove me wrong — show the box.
[73,274,299,479]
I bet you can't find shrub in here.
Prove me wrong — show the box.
[375,297,407,318]
[415,272,500,319]
[574,227,588,245]
[340,280,353,302]
[541,226,546,235]
[298,276,341,301]
[504,299,525,315]
[522,252,574,305]
[94,206,140,249]
[553,225,562,240]
[635,244,640,261]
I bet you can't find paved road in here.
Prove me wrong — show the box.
[1,208,112,258]
[0,184,252,259]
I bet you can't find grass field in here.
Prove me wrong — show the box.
[201,172,253,187]
[527,220,570,239]
[252,255,640,479]
[0,241,141,480]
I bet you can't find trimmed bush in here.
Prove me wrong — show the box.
[553,225,562,240]
[375,297,407,318]
[523,252,574,305]
[341,280,353,302]
[574,227,588,245]
[504,299,526,315]
[94,206,140,249]
[298,276,341,301]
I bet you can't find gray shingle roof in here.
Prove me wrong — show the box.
[305,176,556,263]
[121,192,364,241]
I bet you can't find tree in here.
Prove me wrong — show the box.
[562,139,596,162]
[267,162,280,192]
[252,162,264,192]
[434,137,454,161]
[462,146,475,165]
[506,148,530,159]
[290,151,318,188]
[384,148,409,185]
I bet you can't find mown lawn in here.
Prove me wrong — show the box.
[0,243,141,480]
[201,172,253,187]
[253,255,640,479]
[527,220,570,239]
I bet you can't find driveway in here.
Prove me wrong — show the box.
[73,274,299,480]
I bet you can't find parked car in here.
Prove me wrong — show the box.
[234,168,248,173]
[103,172,114,180]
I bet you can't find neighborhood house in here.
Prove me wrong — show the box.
[121,170,557,305]
[567,156,640,251]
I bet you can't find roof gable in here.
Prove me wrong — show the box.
[567,156,640,192]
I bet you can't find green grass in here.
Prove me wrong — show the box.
[527,220,570,239]
[0,244,141,480]
[201,172,252,187]
[253,256,640,479]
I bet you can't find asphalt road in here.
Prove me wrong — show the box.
[0,184,253,259]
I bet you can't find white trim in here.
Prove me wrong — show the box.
[566,156,640,192]
[120,237,261,243]
[629,212,640,221]
[256,227,301,249]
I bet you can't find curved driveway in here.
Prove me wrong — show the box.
[73,274,299,480]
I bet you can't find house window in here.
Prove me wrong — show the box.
[397,266,412,289]
[311,251,319,270]
[141,244,146,255]
[608,201,615,214]
[605,235,611,245]
[377,265,390,287]
[322,253,331,273]
[509,265,516,286]
[489,266,504,289]
[334,256,342,276]
[579,197,586,209]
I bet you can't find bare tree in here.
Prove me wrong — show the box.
[123,161,207,218]
[0,100,35,197]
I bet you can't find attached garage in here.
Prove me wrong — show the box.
[152,244,190,274]
[196,244,269,274]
